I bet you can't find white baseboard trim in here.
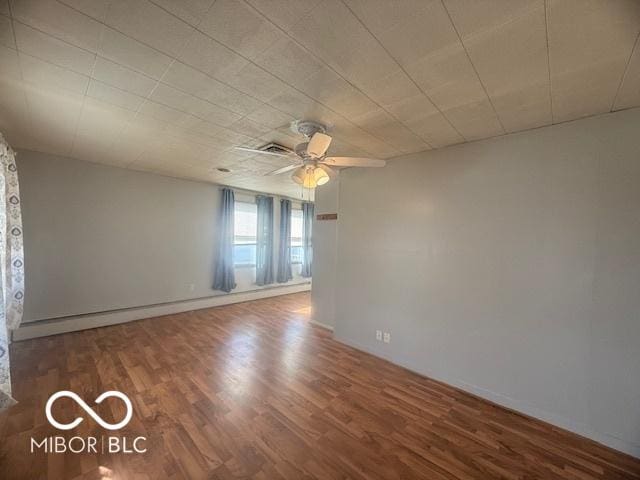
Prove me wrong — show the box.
[13,283,311,341]
[310,320,334,331]
[334,333,640,460]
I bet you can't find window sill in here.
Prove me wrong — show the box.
[234,264,256,269]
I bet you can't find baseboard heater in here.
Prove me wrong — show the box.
[13,283,311,341]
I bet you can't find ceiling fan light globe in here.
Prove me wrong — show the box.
[291,167,305,185]
[303,171,317,188]
[314,167,330,185]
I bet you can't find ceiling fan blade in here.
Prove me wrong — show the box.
[317,163,337,179]
[234,146,291,158]
[322,156,386,167]
[307,132,332,158]
[266,164,300,176]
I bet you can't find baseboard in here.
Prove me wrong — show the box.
[334,333,640,460]
[310,320,335,331]
[13,283,311,341]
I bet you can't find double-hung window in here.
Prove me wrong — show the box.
[233,201,257,266]
[291,207,304,264]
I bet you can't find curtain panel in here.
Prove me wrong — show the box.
[213,188,236,293]
[255,195,274,286]
[276,199,292,283]
[0,133,24,412]
[301,202,314,277]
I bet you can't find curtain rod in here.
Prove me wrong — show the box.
[217,183,314,203]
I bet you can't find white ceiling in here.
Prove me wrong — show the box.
[1,0,639,198]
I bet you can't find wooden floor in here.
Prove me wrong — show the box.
[1,293,639,480]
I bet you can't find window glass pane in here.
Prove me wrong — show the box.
[291,245,304,264]
[234,202,257,265]
[291,208,303,263]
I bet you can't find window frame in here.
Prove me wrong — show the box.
[233,200,258,268]
[290,207,304,265]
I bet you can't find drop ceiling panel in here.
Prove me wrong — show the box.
[289,0,398,86]
[178,31,249,80]
[0,13,15,48]
[76,97,135,139]
[10,0,102,51]
[150,0,216,27]
[104,0,195,57]
[13,21,95,75]
[245,103,294,129]
[20,52,89,94]
[86,79,145,111]
[443,0,552,132]
[99,27,172,79]
[199,0,282,61]
[254,37,324,88]
[547,0,640,123]
[91,56,157,97]
[58,0,110,22]
[246,0,320,31]
[614,38,640,110]
[0,43,23,82]
[1,0,639,198]
[298,67,378,119]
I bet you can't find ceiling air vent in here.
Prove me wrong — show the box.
[258,143,294,155]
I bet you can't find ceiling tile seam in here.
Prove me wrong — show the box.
[53,0,405,158]
[6,47,265,148]
[51,0,278,129]
[8,2,397,158]
[12,3,390,165]
[78,0,165,168]
[458,3,541,45]
[543,0,554,124]
[146,0,218,29]
[67,23,110,158]
[337,0,465,145]
[45,1,270,121]
[0,13,14,51]
[244,0,436,150]
[6,1,36,141]
[610,28,640,112]
[119,0,237,169]
[17,3,315,157]
[7,16,260,125]
[439,0,506,134]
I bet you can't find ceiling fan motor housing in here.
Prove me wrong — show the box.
[292,120,327,138]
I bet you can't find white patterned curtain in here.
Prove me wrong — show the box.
[0,133,24,412]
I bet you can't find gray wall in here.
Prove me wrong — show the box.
[332,107,640,458]
[311,178,339,329]
[18,151,308,322]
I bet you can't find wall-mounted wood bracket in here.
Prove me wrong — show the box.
[316,213,337,221]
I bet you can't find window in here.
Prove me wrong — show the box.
[234,201,257,266]
[291,208,304,264]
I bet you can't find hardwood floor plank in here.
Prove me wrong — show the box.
[1,292,639,479]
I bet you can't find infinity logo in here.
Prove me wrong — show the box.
[45,391,133,431]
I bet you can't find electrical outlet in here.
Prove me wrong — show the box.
[383,332,391,343]
[188,283,195,292]
[376,330,382,341]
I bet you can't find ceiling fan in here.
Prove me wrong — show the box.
[234,120,386,188]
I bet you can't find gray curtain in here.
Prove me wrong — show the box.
[213,188,236,293]
[301,202,314,277]
[255,195,274,286]
[277,199,292,283]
